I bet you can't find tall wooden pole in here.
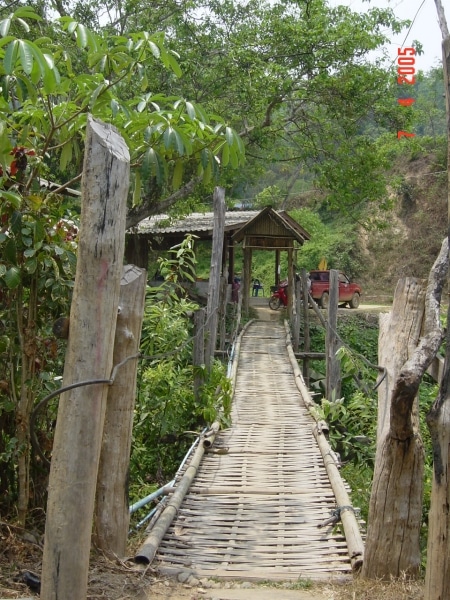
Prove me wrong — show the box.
[325,269,341,401]
[363,278,426,579]
[242,247,251,315]
[425,4,450,598]
[41,117,130,599]
[205,187,225,367]
[301,269,310,387]
[193,308,206,399]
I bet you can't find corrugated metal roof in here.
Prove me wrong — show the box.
[137,211,260,235]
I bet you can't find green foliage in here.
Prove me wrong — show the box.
[0,7,245,214]
[289,208,363,278]
[340,461,373,525]
[0,3,245,520]
[252,185,282,209]
[0,178,78,514]
[320,392,376,468]
[132,236,232,488]
[414,68,447,138]
[108,0,410,208]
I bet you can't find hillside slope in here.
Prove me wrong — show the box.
[360,148,447,301]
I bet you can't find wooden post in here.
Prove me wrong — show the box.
[292,276,301,353]
[218,275,228,351]
[326,269,341,401]
[275,249,280,286]
[94,265,146,557]
[228,238,235,283]
[362,281,425,579]
[205,187,226,368]
[193,308,206,399]
[301,269,311,388]
[287,246,293,321]
[362,258,446,580]
[425,6,450,597]
[242,246,251,315]
[41,116,130,599]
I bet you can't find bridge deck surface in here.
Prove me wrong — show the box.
[154,320,353,581]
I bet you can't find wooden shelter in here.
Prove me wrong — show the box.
[127,207,310,313]
[232,207,310,314]
[125,210,261,280]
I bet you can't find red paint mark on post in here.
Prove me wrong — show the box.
[397,47,416,138]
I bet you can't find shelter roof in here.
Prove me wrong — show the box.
[232,207,310,246]
[134,208,310,251]
[136,210,260,237]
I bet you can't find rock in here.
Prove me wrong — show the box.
[177,570,192,583]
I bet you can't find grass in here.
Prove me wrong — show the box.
[326,575,424,599]
[254,575,424,599]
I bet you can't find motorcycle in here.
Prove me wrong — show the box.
[269,280,288,310]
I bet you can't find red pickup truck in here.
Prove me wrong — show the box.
[309,270,362,309]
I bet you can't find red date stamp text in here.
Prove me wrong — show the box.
[397,47,416,139]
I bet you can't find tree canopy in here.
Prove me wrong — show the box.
[1,0,414,223]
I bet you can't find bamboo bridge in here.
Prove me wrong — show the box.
[135,311,364,582]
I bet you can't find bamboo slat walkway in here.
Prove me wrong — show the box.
[153,319,355,581]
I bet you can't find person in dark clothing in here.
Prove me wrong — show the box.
[252,278,263,296]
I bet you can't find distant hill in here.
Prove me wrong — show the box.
[360,144,447,302]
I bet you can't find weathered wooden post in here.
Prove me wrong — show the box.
[292,276,301,352]
[325,269,341,401]
[362,279,426,579]
[362,247,446,580]
[287,247,294,321]
[301,269,311,387]
[205,187,226,367]
[193,308,206,398]
[218,274,228,351]
[41,116,130,599]
[425,4,450,597]
[242,248,251,315]
[95,265,147,556]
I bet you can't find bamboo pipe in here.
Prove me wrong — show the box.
[134,319,251,564]
[134,421,220,565]
[313,426,364,572]
[284,320,364,572]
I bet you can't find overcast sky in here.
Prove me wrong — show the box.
[327,0,444,72]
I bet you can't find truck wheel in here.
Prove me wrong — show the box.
[349,293,360,309]
[320,292,329,309]
[269,296,281,310]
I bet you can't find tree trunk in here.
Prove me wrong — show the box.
[426,351,450,599]
[425,5,450,597]
[16,279,38,525]
[41,116,130,600]
[94,265,146,557]
[363,246,446,579]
